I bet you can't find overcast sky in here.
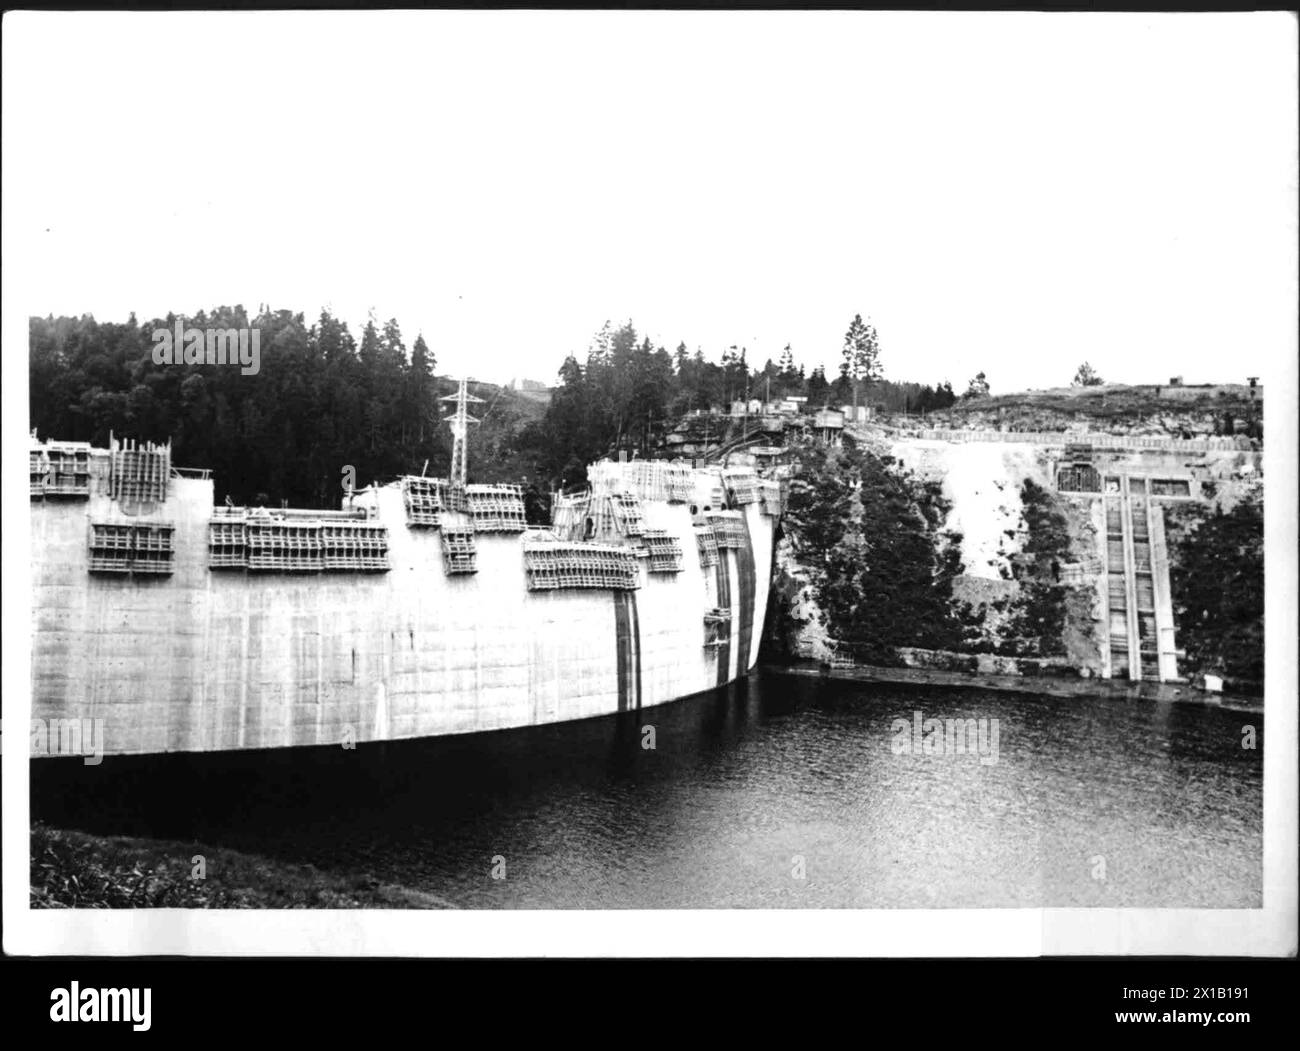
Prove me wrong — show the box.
[3,10,1296,391]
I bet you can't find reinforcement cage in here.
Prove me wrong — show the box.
[109,439,170,504]
[705,510,747,549]
[89,521,175,575]
[523,541,640,591]
[642,529,684,573]
[466,484,527,532]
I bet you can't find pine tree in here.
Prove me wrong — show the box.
[673,341,688,373]
[840,313,882,413]
[778,343,798,392]
[1072,362,1103,386]
[807,365,830,404]
[406,333,436,443]
[964,372,990,399]
[358,314,381,367]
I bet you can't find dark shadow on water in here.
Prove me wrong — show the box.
[30,671,1263,908]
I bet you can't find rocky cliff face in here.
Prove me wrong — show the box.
[770,433,1262,682]
[772,438,1100,671]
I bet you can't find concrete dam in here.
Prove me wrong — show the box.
[29,435,780,757]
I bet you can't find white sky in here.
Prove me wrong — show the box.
[3,10,1297,391]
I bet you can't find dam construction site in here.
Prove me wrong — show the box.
[692,381,1263,700]
[28,376,1264,769]
[24,352,1267,917]
[28,383,781,759]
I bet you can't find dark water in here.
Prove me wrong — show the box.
[32,670,1263,908]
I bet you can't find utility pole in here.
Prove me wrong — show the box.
[439,377,485,486]
[743,365,750,441]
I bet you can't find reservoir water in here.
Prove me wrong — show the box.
[32,669,1263,908]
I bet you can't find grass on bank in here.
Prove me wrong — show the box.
[30,822,452,909]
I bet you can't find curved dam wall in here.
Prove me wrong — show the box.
[31,467,774,757]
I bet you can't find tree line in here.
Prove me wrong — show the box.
[523,316,959,485]
[29,307,442,507]
[30,307,965,499]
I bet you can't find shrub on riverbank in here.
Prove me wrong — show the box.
[781,445,1097,669]
[998,479,1091,659]
[783,440,966,658]
[30,823,449,909]
[1166,488,1263,686]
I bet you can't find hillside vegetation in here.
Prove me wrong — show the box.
[899,384,1262,439]
[779,440,1095,668]
[29,310,548,507]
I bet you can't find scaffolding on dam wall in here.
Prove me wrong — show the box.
[695,525,720,569]
[28,405,783,756]
[207,509,390,573]
[523,539,641,591]
[703,510,747,549]
[642,529,684,573]
[588,460,695,503]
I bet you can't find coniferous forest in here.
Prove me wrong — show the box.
[30,311,957,503]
